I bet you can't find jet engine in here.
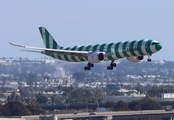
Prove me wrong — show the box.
[87,52,105,63]
[127,56,144,62]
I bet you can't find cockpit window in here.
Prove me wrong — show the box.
[152,42,159,45]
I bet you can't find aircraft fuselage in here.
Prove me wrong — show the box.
[49,39,162,62]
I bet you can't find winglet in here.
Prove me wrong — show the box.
[21,49,42,53]
[9,42,25,48]
[9,42,15,46]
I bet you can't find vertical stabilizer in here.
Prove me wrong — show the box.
[39,27,63,49]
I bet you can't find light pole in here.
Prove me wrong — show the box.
[64,103,70,112]
[163,87,164,101]
[163,87,166,101]
[96,101,99,112]
[86,103,88,113]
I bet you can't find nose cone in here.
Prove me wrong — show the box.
[155,43,162,51]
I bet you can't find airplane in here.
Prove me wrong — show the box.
[9,27,162,70]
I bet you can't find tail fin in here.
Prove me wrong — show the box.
[39,27,63,49]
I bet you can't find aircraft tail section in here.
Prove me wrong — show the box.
[39,27,63,49]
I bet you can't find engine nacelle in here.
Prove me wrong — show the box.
[88,52,105,63]
[127,56,144,62]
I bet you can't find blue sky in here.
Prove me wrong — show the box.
[1,1,174,60]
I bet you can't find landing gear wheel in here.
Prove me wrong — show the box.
[87,67,91,70]
[147,58,151,62]
[84,66,88,70]
[107,66,111,70]
[90,63,94,67]
[147,55,152,62]
[84,66,91,70]
[107,66,113,70]
[84,63,93,70]
[112,63,116,67]
[107,61,116,70]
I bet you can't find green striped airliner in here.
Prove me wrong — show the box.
[10,27,162,70]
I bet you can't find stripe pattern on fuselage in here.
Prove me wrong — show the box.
[46,39,158,62]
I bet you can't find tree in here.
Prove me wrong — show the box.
[70,88,83,98]
[93,89,102,99]
[142,98,162,110]
[114,100,129,111]
[128,100,142,110]
[37,95,48,104]
[135,83,145,94]
[1,101,31,116]
[26,104,46,115]
[11,91,17,101]
[83,89,92,96]
[19,88,30,98]
[62,87,73,99]
[25,97,31,105]
[105,101,115,110]
[57,85,61,91]
[73,72,86,81]
[51,95,56,105]
[7,96,11,102]
[146,86,162,98]
[6,91,20,102]
[27,73,37,85]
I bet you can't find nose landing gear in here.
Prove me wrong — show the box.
[147,55,152,62]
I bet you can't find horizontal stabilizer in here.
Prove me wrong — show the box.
[21,50,42,53]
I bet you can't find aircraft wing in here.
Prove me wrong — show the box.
[9,42,114,58]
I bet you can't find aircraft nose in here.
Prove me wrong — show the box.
[155,43,162,51]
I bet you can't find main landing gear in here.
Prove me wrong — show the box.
[84,62,94,70]
[147,55,152,62]
[107,60,116,70]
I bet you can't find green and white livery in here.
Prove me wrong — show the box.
[10,27,162,70]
